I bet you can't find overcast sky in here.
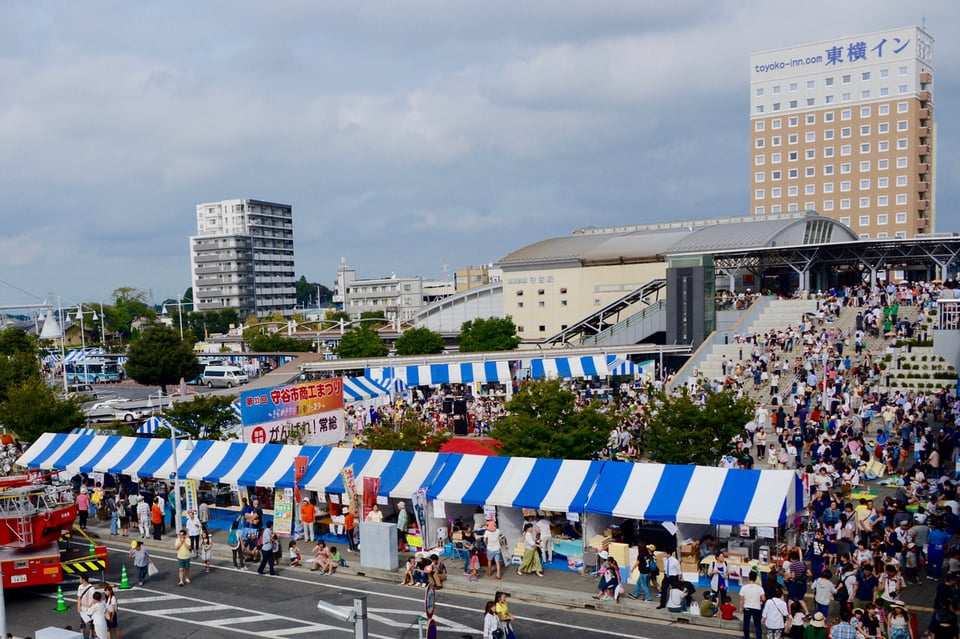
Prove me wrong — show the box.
[1,0,957,310]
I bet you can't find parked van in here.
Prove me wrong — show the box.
[202,365,249,388]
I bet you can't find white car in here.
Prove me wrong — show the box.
[84,399,145,423]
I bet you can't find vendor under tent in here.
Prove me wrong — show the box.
[426,455,603,563]
[17,432,192,480]
[342,375,392,407]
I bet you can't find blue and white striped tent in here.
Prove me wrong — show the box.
[606,356,656,377]
[523,355,610,380]
[136,416,185,436]
[368,361,511,386]
[426,455,604,513]
[69,428,118,436]
[63,347,106,364]
[302,448,449,498]
[342,376,391,403]
[583,462,799,526]
[179,440,322,488]
[16,433,192,479]
[230,400,243,423]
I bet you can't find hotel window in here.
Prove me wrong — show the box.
[772,170,782,180]
[840,199,851,210]
[824,111,834,122]
[788,134,798,144]
[878,159,889,170]
[755,189,765,199]
[772,119,782,129]
[880,69,889,79]
[877,232,889,239]
[787,203,799,212]
[805,149,815,160]
[755,155,765,165]
[755,138,765,148]
[788,168,798,178]
[756,87,765,97]
[878,123,889,133]
[878,141,889,151]
[539,325,545,332]
[755,206,765,215]
[825,95,834,104]
[755,120,765,132]
[860,161,870,172]
[755,171,765,183]
[773,103,781,111]
[859,233,870,239]
[805,201,815,210]
[806,114,815,125]
[805,184,816,195]
[788,186,798,197]
[823,182,834,193]
[842,92,851,102]
[896,138,908,150]
[824,147,835,158]
[861,72,871,81]
[538,301,545,307]
[898,85,908,95]
[825,77,834,86]
[858,215,869,225]
[878,196,889,206]
[896,194,907,205]
[840,217,851,226]
[805,166,815,176]
[807,80,815,89]
[840,181,851,192]
[860,125,871,135]
[840,162,851,174]
[880,87,889,97]
[841,127,851,138]
[877,177,888,188]
[897,120,909,131]
[807,97,815,106]
[823,165,834,175]
[771,205,782,213]
[788,151,798,161]
[859,197,870,208]
[561,300,567,306]
[517,301,524,308]
[789,100,798,109]
[823,200,834,211]
[898,65,908,76]
[897,102,908,113]
[859,179,870,190]
[772,135,781,146]
[841,109,852,121]
[805,131,815,142]
[789,82,798,92]
[842,74,851,84]
[772,187,782,197]
[896,175,907,187]
[841,145,851,156]
[772,85,781,94]
[860,106,871,117]
[879,104,890,115]
[860,143,870,153]
[772,152,781,163]
[895,212,907,224]
[895,231,907,239]
[896,157,908,168]
[788,116,798,127]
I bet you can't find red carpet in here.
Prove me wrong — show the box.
[440,437,501,456]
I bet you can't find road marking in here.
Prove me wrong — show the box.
[147,604,236,614]
[204,615,282,626]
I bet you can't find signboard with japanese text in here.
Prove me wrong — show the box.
[241,378,345,446]
[273,488,294,536]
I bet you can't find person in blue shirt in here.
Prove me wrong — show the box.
[927,519,951,580]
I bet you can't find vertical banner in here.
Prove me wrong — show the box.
[412,488,430,549]
[294,455,308,505]
[362,477,381,522]
[340,465,360,521]
[182,479,199,516]
[273,488,294,536]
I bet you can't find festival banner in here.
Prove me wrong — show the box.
[362,476,381,521]
[240,378,345,446]
[340,465,360,521]
[273,488,294,536]
[412,488,430,548]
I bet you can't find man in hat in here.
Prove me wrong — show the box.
[300,497,316,542]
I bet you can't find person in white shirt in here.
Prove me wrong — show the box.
[657,550,682,609]
[536,516,553,564]
[739,570,766,639]
[760,587,788,639]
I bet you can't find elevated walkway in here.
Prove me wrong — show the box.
[580,300,666,347]
[542,279,666,346]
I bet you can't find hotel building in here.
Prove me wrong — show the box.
[750,26,935,238]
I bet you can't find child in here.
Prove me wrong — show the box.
[401,555,416,586]
[700,592,717,617]
[201,532,213,573]
[330,545,347,568]
[719,598,737,620]
[289,540,302,567]
[467,547,480,582]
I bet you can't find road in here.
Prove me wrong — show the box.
[5,543,732,639]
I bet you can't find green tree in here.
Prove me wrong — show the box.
[394,327,445,356]
[161,394,238,440]
[185,309,241,338]
[0,328,41,403]
[246,331,315,353]
[336,326,389,358]
[109,287,154,341]
[359,409,451,451]
[294,276,332,307]
[459,317,520,352]
[0,378,85,443]
[125,325,203,394]
[641,386,753,466]
[490,378,616,459]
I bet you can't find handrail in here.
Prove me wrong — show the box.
[581,300,666,346]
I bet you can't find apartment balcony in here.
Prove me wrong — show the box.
[919,90,932,101]
[918,181,929,193]
[918,145,930,156]
[918,163,929,173]
[920,71,932,85]
[919,108,930,119]
[917,218,929,230]
[917,200,929,211]
[918,126,930,137]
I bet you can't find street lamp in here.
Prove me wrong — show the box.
[74,305,99,382]
[39,304,67,396]
[162,298,192,340]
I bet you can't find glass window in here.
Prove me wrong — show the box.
[842,92,851,102]
[788,116,798,127]
[878,159,889,170]
[824,147,835,158]
[859,197,870,208]
[788,151,798,162]
[841,127,851,138]
[840,217,851,226]
[773,85,781,94]
[860,125,871,135]
[897,102,908,113]
[860,106,871,117]
[823,165,834,175]
[841,109,851,121]
[807,80,815,89]
[756,105,765,114]
[825,77,834,86]
[840,162,851,174]
[755,189,765,199]
[897,119,909,131]
[860,143,870,153]
[788,185,798,196]
[842,74,851,84]
[861,72,871,81]
[789,100,798,109]
[771,135,781,146]
[787,203,799,212]
[879,104,890,115]
[755,171,765,183]
[895,212,907,224]
[896,157,908,168]
[772,187,781,197]
[841,199,851,210]
[898,65,908,76]
[756,87,765,97]
[789,82,798,92]
[788,134,798,144]
[823,182,834,193]
[805,149,815,160]
[772,170,782,180]
[805,166,815,176]
[755,206,765,215]
[755,138,765,148]
[806,97,815,106]
[896,138,908,150]
[896,194,907,205]
[772,152,781,163]
[896,175,907,186]
[877,232,889,239]
[755,155,765,165]
[879,87,889,97]
[878,141,889,151]
[773,103,781,111]
[771,205,782,213]
[825,95,834,104]
[805,184,815,195]
[788,168,798,178]
[805,131,815,142]
[858,215,869,225]
[824,111,834,122]
[877,177,888,188]
[771,118,781,129]
[859,179,870,190]
[898,85,908,95]
[841,145,851,156]
[755,120,765,131]
[878,123,889,133]
[877,196,888,206]
[806,114,815,124]
[840,181,851,192]
[823,200,834,211]
[880,70,888,78]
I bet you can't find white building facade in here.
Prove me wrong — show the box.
[750,26,935,239]
[190,198,297,319]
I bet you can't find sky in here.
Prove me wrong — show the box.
[1,0,958,311]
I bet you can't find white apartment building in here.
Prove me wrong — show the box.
[333,260,454,322]
[190,198,297,319]
[750,26,935,238]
